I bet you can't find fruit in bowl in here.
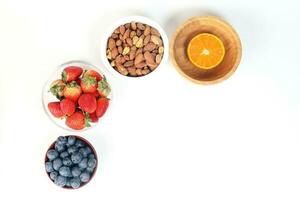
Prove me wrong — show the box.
[45,136,98,189]
[45,62,111,131]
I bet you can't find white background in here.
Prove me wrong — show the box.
[0,0,300,199]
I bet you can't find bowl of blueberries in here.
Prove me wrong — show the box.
[45,135,98,189]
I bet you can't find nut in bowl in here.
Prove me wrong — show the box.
[102,16,169,78]
[43,61,112,131]
[45,136,98,189]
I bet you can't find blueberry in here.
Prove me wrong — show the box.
[50,171,58,180]
[45,161,54,173]
[60,151,69,158]
[87,158,97,169]
[67,146,77,155]
[71,166,81,177]
[79,147,92,158]
[47,149,58,161]
[53,158,63,171]
[65,179,71,187]
[59,166,72,177]
[67,136,76,146]
[57,136,67,146]
[62,156,72,166]
[86,167,94,173]
[79,171,90,183]
[88,154,95,159]
[70,177,81,189]
[54,175,67,187]
[75,140,85,148]
[78,158,88,169]
[71,152,83,164]
[55,143,66,153]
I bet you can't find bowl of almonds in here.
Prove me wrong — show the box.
[102,16,168,78]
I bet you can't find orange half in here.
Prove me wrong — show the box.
[187,33,225,69]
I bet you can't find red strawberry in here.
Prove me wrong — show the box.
[84,69,102,81]
[89,112,98,123]
[48,102,64,118]
[60,98,75,116]
[97,76,111,97]
[49,79,65,99]
[62,66,83,82]
[81,76,97,93]
[78,93,97,113]
[75,78,81,85]
[66,111,89,130]
[96,98,109,118]
[63,81,82,102]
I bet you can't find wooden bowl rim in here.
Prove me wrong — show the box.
[170,16,242,85]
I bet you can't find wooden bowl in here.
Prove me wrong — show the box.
[45,135,98,189]
[170,16,242,84]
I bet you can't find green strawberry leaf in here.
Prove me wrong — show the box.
[97,76,111,97]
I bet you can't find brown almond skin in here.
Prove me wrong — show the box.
[116,64,128,76]
[116,40,122,46]
[134,53,145,65]
[135,48,143,56]
[144,43,157,52]
[123,29,130,39]
[118,46,123,54]
[136,29,142,37]
[148,62,158,71]
[119,25,126,35]
[144,51,155,64]
[125,23,130,29]
[142,69,150,75]
[135,62,146,69]
[111,48,119,59]
[108,38,116,50]
[130,31,136,38]
[144,25,151,36]
[137,23,145,30]
[112,33,119,39]
[144,35,151,46]
[131,22,137,30]
[150,35,163,46]
[115,55,123,65]
[126,38,133,47]
[150,27,160,37]
[155,54,162,64]
[129,50,136,60]
[128,67,137,76]
[114,28,120,34]
[136,68,142,76]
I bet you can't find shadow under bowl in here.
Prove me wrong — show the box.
[170,16,242,84]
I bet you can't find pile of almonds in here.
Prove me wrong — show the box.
[106,21,164,77]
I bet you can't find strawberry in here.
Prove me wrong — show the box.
[66,111,90,130]
[81,76,97,93]
[48,102,64,118]
[88,112,98,123]
[63,81,82,102]
[75,78,81,86]
[97,76,111,97]
[62,66,83,82]
[60,98,75,116]
[78,93,97,113]
[49,79,65,100]
[83,69,102,81]
[96,98,109,118]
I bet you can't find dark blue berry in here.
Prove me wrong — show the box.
[62,156,72,166]
[70,177,81,189]
[79,171,90,183]
[86,167,94,173]
[50,171,58,180]
[67,146,77,154]
[71,152,83,164]
[57,136,67,146]
[60,151,69,158]
[47,149,58,161]
[54,175,67,187]
[59,166,72,177]
[78,158,88,169]
[67,136,76,146]
[75,140,85,148]
[87,158,97,169]
[71,166,81,177]
[88,154,95,159]
[79,147,92,158]
[53,158,63,171]
[45,161,54,173]
[55,143,66,152]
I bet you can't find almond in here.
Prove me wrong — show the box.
[134,53,145,65]
[129,49,136,60]
[123,29,130,39]
[144,51,154,64]
[127,67,137,76]
[142,69,150,75]
[136,29,142,37]
[130,31,136,38]
[132,36,139,45]
[106,49,112,60]
[119,25,125,35]
[135,48,143,56]
[124,23,130,29]
[111,47,119,59]
[116,64,128,76]
[155,54,162,64]
[131,22,137,30]
[118,46,123,54]
[158,46,164,54]
[116,40,122,46]
[135,62,146,69]
[148,62,158,71]
[122,47,130,55]
[137,23,145,30]
[135,37,143,48]
[144,42,157,52]
[108,38,116,50]
[124,60,134,67]
[126,38,133,46]
[144,25,151,36]
[144,35,151,46]
[136,68,142,76]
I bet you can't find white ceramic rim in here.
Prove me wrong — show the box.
[42,60,114,132]
[100,15,169,81]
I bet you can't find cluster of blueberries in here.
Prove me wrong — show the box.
[45,136,97,189]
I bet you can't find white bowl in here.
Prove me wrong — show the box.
[42,60,113,132]
[100,15,169,80]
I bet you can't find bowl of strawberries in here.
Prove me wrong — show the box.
[43,60,112,131]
